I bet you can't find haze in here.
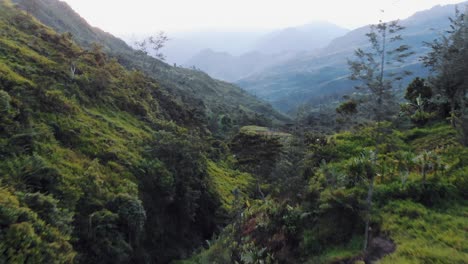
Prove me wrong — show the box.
[63,0,464,35]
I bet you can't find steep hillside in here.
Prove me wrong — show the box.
[11,0,288,130]
[181,122,468,264]
[1,2,467,264]
[237,2,467,113]
[0,1,260,263]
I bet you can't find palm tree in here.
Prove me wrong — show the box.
[414,150,438,184]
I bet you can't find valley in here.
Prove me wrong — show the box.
[0,0,467,263]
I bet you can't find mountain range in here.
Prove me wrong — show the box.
[236,1,468,112]
[132,2,466,114]
[124,22,349,82]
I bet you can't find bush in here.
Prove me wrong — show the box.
[373,181,458,207]
[0,187,76,263]
[22,192,73,235]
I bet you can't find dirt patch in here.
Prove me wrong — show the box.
[364,236,396,263]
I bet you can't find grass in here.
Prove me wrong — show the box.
[404,123,458,151]
[206,160,254,212]
[0,38,56,67]
[306,236,363,264]
[0,62,34,86]
[240,125,292,138]
[380,200,468,264]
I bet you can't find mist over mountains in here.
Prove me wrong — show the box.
[122,2,466,114]
[253,22,349,54]
[236,1,468,112]
[123,30,266,65]
[123,22,349,82]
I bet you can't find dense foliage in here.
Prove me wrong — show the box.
[0,2,263,263]
[0,1,466,264]
[183,122,467,264]
[180,7,468,264]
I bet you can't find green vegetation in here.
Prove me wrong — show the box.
[0,0,466,263]
[206,160,254,212]
[184,122,467,263]
[10,0,289,137]
[0,2,268,262]
[380,200,468,264]
[181,8,467,263]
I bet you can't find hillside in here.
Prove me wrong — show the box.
[0,1,269,262]
[1,1,467,264]
[11,0,288,130]
[181,122,468,263]
[237,2,467,113]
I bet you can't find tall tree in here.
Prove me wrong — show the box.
[348,15,413,250]
[134,32,169,70]
[148,31,169,61]
[422,7,467,129]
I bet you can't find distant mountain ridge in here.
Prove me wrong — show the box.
[236,1,468,113]
[253,22,349,54]
[184,48,299,82]
[183,22,349,82]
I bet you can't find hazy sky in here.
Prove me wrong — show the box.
[62,0,465,35]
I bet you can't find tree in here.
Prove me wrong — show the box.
[422,7,467,128]
[395,151,415,186]
[348,16,413,250]
[148,31,169,61]
[413,150,444,184]
[403,78,434,126]
[135,31,169,61]
[336,100,358,116]
[405,77,432,104]
[134,39,148,57]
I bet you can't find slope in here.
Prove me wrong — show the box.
[11,0,288,131]
[0,1,257,263]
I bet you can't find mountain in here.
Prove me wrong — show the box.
[253,22,349,54]
[11,0,288,129]
[184,49,299,82]
[123,30,269,65]
[237,2,468,113]
[158,31,266,65]
[181,22,348,82]
[126,22,347,66]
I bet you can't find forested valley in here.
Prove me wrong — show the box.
[0,0,467,263]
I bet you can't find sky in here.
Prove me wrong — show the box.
[62,0,466,35]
